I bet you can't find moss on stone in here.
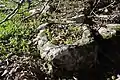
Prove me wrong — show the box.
[43,24,83,45]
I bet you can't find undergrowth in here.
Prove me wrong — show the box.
[0,0,40,60]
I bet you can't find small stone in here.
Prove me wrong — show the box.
[98,27,116,39]
[104,8,108,13]
[111,76,116,80]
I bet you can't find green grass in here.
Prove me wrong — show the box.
[0,21,33,60]
[0,0,41,60]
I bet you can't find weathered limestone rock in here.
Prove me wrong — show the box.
[34,23,120,76]
[74,25,93,46]
[98,27,116,39]
[35,24,96,76]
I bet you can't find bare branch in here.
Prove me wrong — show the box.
[22,0,50,21]
[0,3,22,24]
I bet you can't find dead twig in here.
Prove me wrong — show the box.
[95,1,116,13]
[90,0,101,15]
[0,3,23,24]
[22,0,50,21]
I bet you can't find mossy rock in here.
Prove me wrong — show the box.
[39,24,92,45]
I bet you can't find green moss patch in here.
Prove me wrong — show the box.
[43,24,83,45]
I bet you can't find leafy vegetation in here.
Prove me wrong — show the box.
[42,24,83,45]
[0,1,40,60]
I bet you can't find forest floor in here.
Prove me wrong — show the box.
[0,0,120,80]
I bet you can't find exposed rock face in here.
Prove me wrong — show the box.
[34,22,119,79]
[34,24,93,76]
[98,27,116,39]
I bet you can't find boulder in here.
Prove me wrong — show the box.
[34,23,120,79]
